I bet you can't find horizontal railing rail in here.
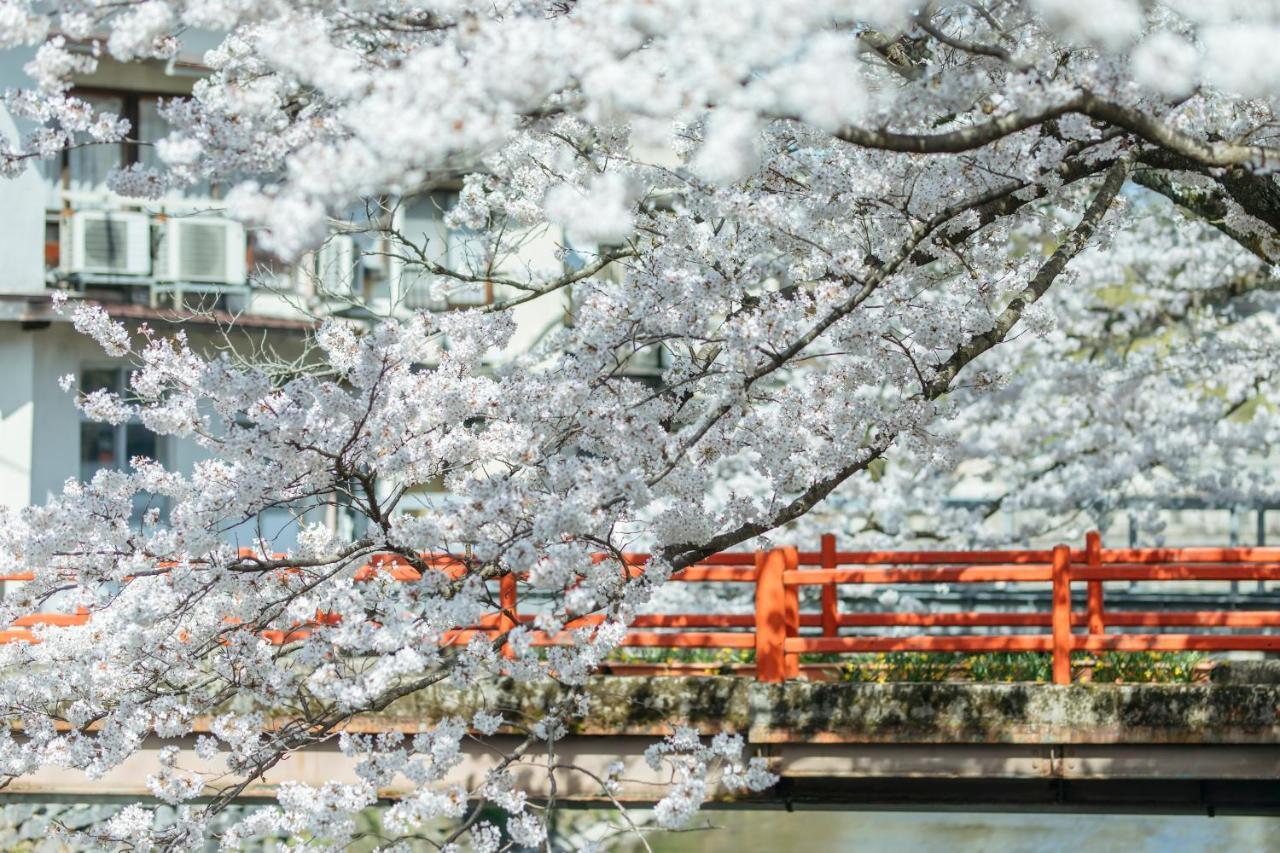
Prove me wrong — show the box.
[4,532,1280,683]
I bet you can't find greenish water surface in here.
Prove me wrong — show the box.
[649,811,1280,852]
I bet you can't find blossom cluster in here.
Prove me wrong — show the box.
[1,0,1280,847]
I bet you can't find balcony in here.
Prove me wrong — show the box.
[48,194,252,311]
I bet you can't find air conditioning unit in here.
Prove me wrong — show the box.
[316,234,359,295]
[65,210,151,276]
[154,217,247,285]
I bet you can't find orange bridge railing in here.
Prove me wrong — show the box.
[5,532,1280,684]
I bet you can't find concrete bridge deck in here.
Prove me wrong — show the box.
[7,663,1280,814]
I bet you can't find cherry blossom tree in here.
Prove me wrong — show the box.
[3,0,1280,847]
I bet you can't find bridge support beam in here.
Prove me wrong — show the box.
[6,739,1280,814]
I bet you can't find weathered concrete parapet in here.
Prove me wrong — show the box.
[370,675,1280,746]
[10,676,1280,808]
[374,675,754,735]
[746,681,1280,744]
[1210,658,1280,685]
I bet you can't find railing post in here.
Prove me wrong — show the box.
[499,572,518,659]
[1051,544,1072,685]
[755,549,788,682]
[783,547,801,679]
[1086,530,1105,635]
[820,533,839,637]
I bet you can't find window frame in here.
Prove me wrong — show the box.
[77,365,167,481]
[396,189,495,310]
[52,86,216,199]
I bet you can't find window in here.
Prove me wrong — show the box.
[564,240,627,285]
[78,369,166,522]
[48,90,211,199]
[561,242,662,380]
[562,239,627,326]
[51,92,123,194]
[135,97,169,174]
[397,191,491,309]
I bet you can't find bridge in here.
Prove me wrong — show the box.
[5,532,1280,812]
[6,671,1280,814]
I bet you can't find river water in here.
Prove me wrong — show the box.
[649,811,1280,852]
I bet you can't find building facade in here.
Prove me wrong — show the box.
[0,43,594,550]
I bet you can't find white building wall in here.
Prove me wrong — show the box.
[0,331,35,509]
[24,323,303,507]
[0,324,113,511]
[0,51,48,296]
[502,231,573,358]
[29,324,108,504]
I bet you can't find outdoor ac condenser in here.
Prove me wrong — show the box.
[66,210,152,276]
[154,217,248,284]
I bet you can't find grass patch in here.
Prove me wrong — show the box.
[831,651,1206,683]
[602,647,1207,683]
[607,647,755,667]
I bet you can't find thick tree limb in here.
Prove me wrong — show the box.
[1140,148,1280,233]
[1132,148,1280,266]
[1133,168,1280,265]
[829,94,1280,168]
[668,158,1132,568]
[910,141,1123,266]
[925,157,1132,395]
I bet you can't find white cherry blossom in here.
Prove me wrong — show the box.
[1,1,1280,847]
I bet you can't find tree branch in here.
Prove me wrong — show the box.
[915,11,1023,67]
[926,156,1132,395]
[1132,167,1280,265]
[828,94,1280,168]
[668,157,1133,568]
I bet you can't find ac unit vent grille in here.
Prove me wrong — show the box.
[178,222,228,281]
[82,217,130,271]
